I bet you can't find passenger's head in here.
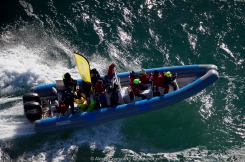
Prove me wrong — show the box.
[91,68,97,73]
[110,63,116,67]
[165,71,172,77]
[83,81,92,90]
[153,70,159,75]
[139,69,146,76]
[130,71,137,78]
[133,79,140,85]
[130,71,136,75]
[97,79,103,84]
[64,72,71,79]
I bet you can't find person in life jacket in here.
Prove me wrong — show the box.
[139,69,152,84]
[152,70,169,94]
[152,70,161,87]
[74,92,88,111]
[106,63,116,80]
[81,81,92,102]
[90,68,101,86]
[63,72,77,91]
[129,71,138,86]
[62,86,79,114]
[110,84,119,107]
[95,79,108,108]
[162,71,179,92]
[131,79,146,100]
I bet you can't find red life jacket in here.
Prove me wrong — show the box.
[95,82,105,94]
[140,73,151,84]
[106,64,115,79]
[129,73,137,85]
[131,84,141,95]
[152,73,162,86]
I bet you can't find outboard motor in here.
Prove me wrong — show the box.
[23,93,42,121]
[23,93,41,103]
[24,102,42,121]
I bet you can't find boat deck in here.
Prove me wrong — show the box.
[38,75,199,119]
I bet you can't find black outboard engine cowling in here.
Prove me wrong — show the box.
[24,102,42,121]
[23,93,41,103]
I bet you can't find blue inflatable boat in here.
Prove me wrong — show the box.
[22,54,219,133]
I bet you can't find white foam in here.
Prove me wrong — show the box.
[0,25,81,94]
[220,43,235,59]
[0,26,128,162]
[0,100,35,139]
[118,26,132,43]
[19,0,39,20]
[185,90,215,120]
[13,121,124,161]
[93,18,105,42]
[181,23,198,50]
[73,121,124,149]
[0,23,80,139]
[122,7,134,25]
[120,146,245,161]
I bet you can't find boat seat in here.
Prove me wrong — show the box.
[121,84,153,103]
[158,86,174,95]
[118,90,125,104]
[140,84,153,99]
[121,87,132,103]
[177,76,196,88]
[134,85,153,101]
[158,80,179,95]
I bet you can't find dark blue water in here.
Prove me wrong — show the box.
[0,0,244,161]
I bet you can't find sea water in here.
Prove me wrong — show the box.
[0,0,244,161]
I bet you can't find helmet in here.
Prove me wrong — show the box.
[130,71,137,79]
[91,68,97,73]
[63,72,71,79]
[131,71,136,74]
[133,79,140,84]
[165,71,172,77]
[153,70,159,75]
[139,69,146,76]
[111,63,116,67]
[97,80,103,84]
[65,72,71,77]
[139,71,143,76]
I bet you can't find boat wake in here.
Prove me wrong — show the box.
[0,98,35,139]
[8,120,125,161]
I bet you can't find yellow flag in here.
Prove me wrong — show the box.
[74,53,91,83]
